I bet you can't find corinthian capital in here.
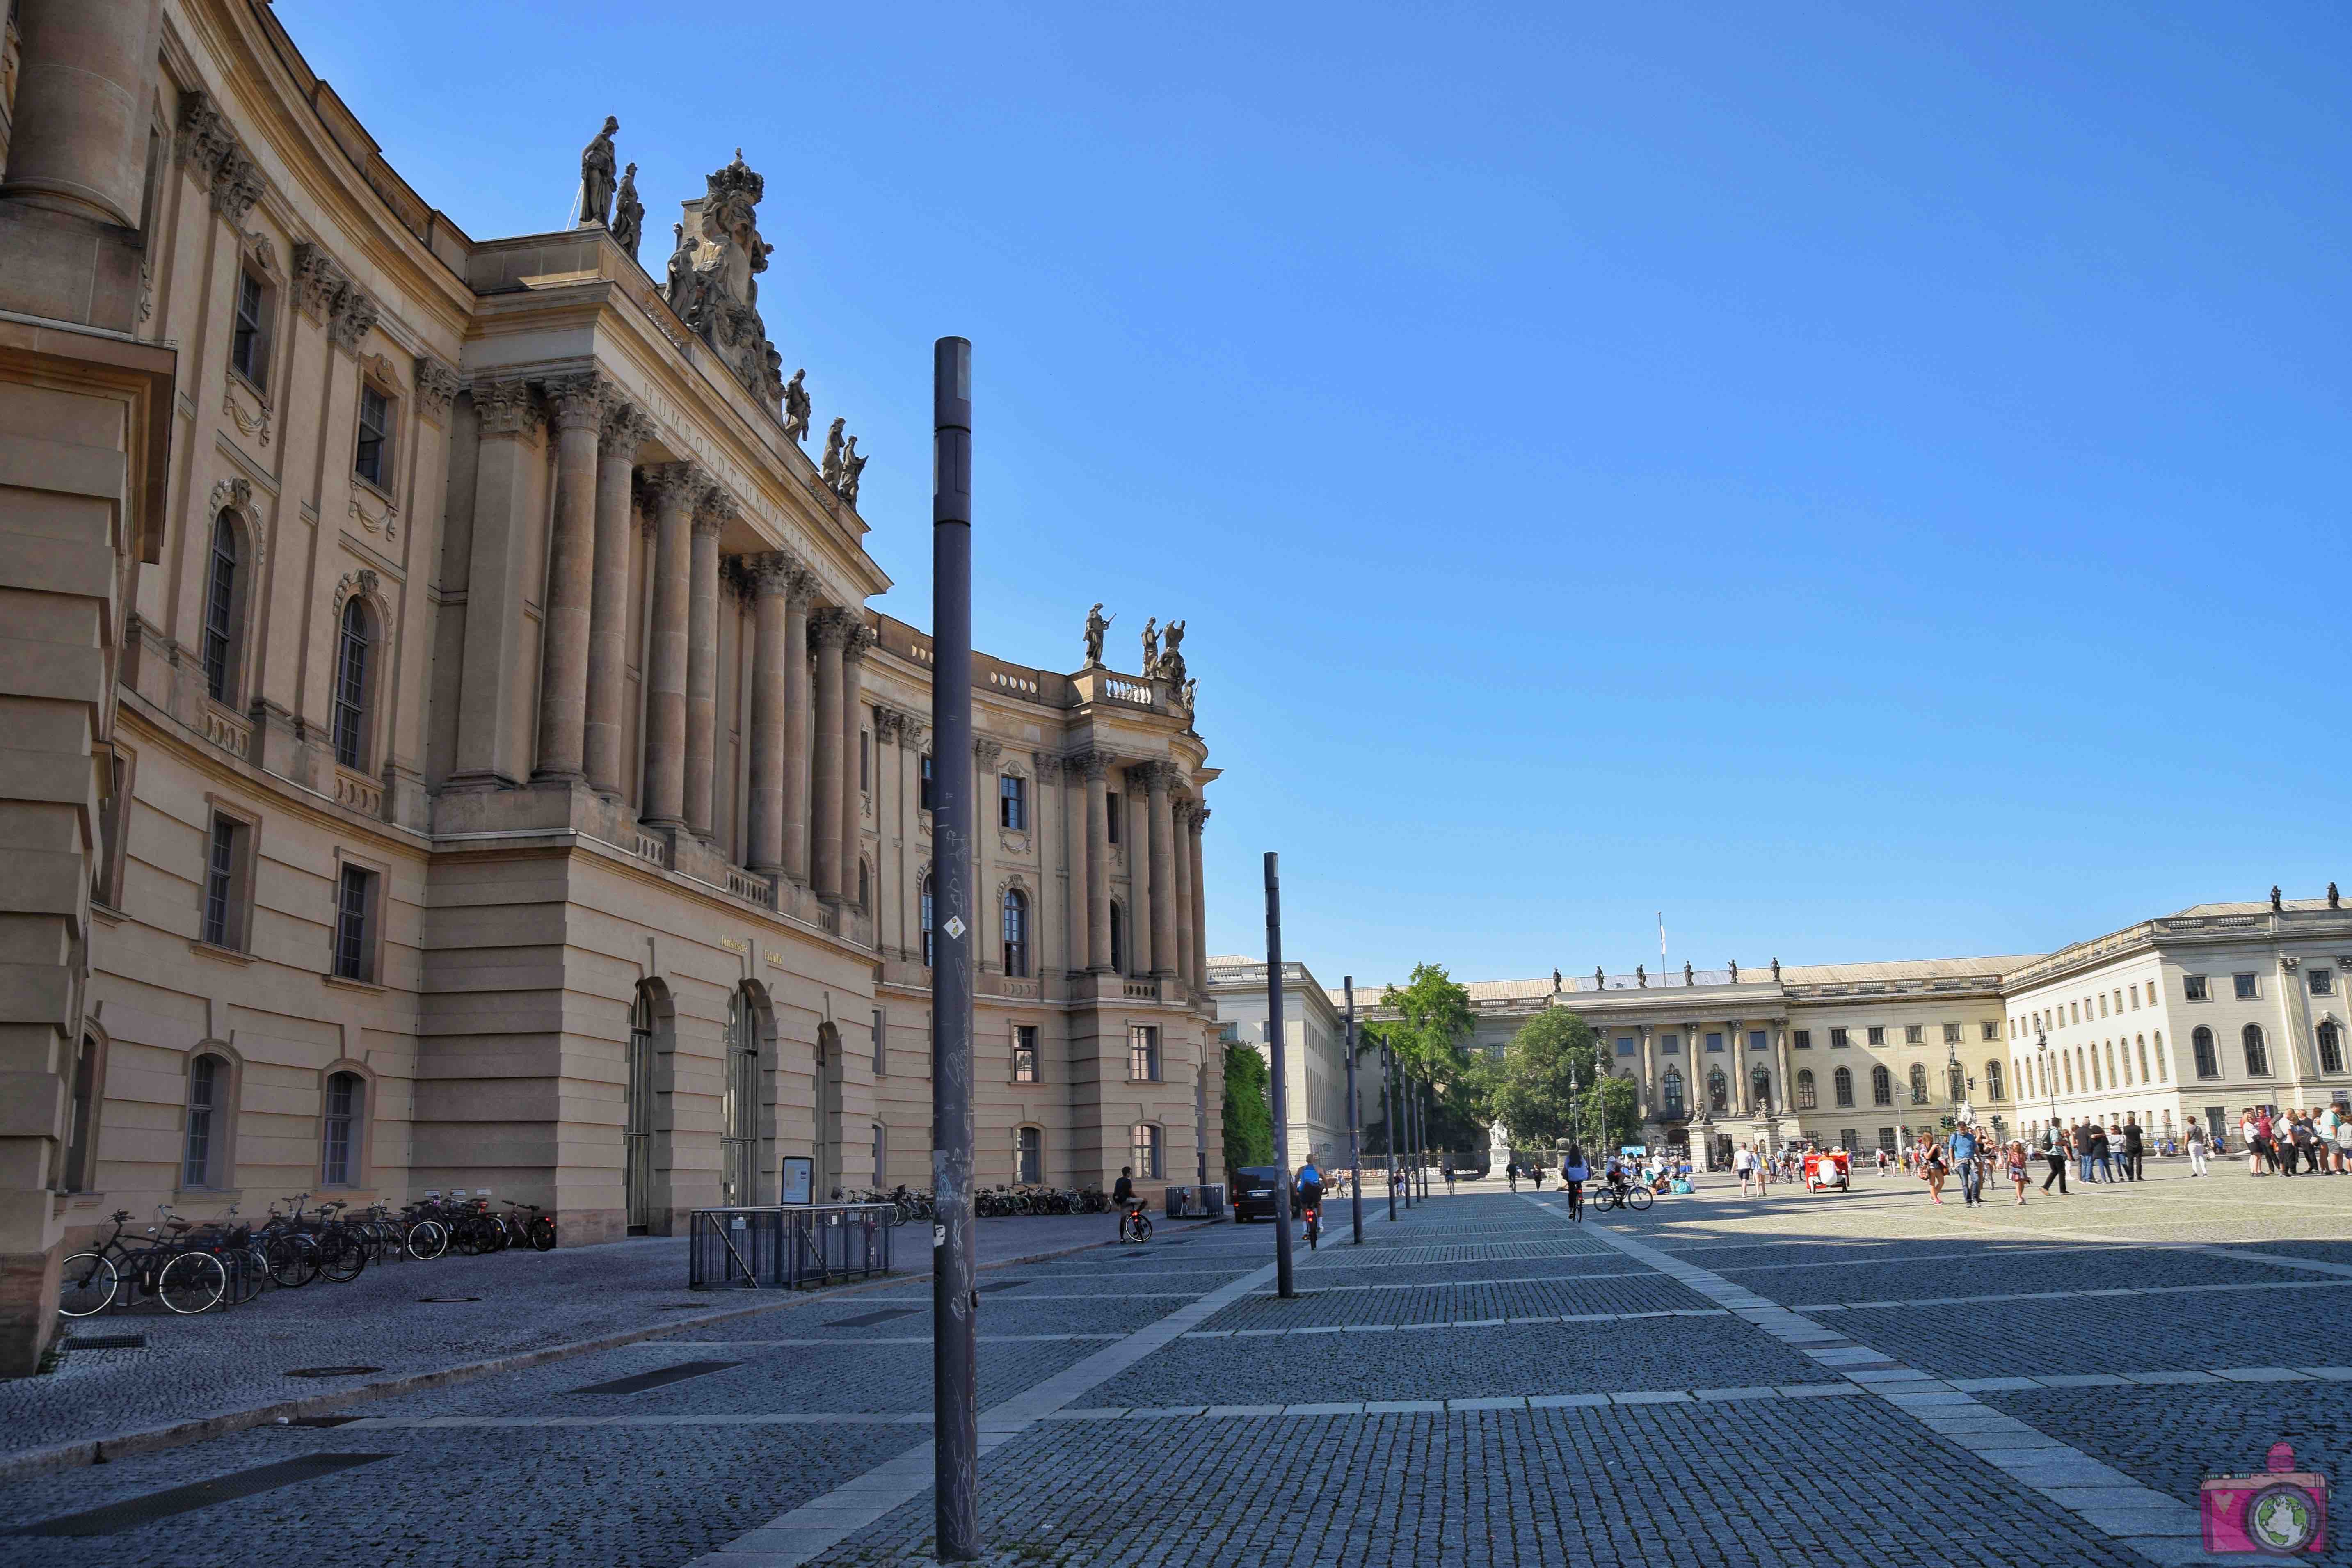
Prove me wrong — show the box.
[642,460,707,512]
[1073,750,1114,783]
[744,551,798,597]
[599,398,655,459]
[693,484,741,536]
[542,373,606,432]
[974,738,1003,767]
[809,605,862,650]
[473,378,544,439]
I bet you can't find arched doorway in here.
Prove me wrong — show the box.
[815,1020,844,1199]
[626,982,671,1234]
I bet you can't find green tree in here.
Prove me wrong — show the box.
[1221,1041,1273,1173]
[1364,965,1491,1155]
[1488,1010,1594,1148]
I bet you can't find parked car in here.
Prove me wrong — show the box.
[1230,1165,1285,1222]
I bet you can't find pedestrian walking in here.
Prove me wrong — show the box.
[1735,1142,1758,1196]
[2336,1112,2352,1175]
[2041,1125,2071,1195]
[1530,1161,1544,1191]
[1918,1136,1947,1205]
[2121,1117,2145,1182]
[1441,1157,1456,1196]
[1949,1122,1983,1207]
[1506,1158,1519,1193]
[2242,1111,2263,1176]
[2185,1116,2210,1177]
[2005,1140,2030,1204]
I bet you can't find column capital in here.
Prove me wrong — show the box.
[1031,751,1061,781]
[642,460,709,510]
[842,621,875,664]
[542,372,608,432]
[1072,750,1115,783]
[472,378,544,439]
[974,738,1003,767]
[809,605,862,651]
[874,707,905,742]
[901,717,930,751]
[1131,759,1173,793]
[598,398,655,461]
[743,551,799,597]
[1193,805,1209,831]
[692,485,738,537]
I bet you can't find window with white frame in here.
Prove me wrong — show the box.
[331,595,374,771]
[184,1053,227,1188]
[354,383,394,489]
[1129,1122,1163,1179]
[200,810,254,951]
[322,1070,364,1185]
[1128,1024,1160,1081]
[231,266,273,386]
[332,862,379,982]
[1013,1024,1038,1083]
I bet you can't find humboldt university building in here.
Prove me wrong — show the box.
[0,0,1222,1372]
[1350,893,2352,1167]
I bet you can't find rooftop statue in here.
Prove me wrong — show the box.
[1635,964,1646,989]
[578,115,620,226]
[1595,966,1605,991]
[2331,883,2343,910]
[838,436,867,505]
[2273,885,2285,912]
[1141,617,1159,673]
[1154,618,1187,686]
[1771,957,1782,981]
[1684,960,1694,986]
[783,369,810,444]
[1082,603,1115,669]
[611,162,643,261]
[820,418,846,490]
[1728,959,1739,982]
[1551,967,1561,994]
[664,149,785,411]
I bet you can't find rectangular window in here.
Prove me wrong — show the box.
[1128,1024,1160,1082]
[1792,1029,1812,1049]
[873,1008,887,1077]
[1867,1027,1885,1047]
[1704,1031,1723,1052]
[2097,994,2107,1018]
[1829,1028,1849,1049]
[1014,1024,1038,1083]
[1876,1127,1896,1152]
[2313,969,2336,997]
[1904,1025,1923,1046]
[2129,986,2141,1009]
[1981,1021,2000,1041]
[231,269,268,384]
[1615,1035,1636,1056]
[1943,1023,1962,1045]
[919,753,935,811]
[859,730,870,791]
[201,812,249,949]
[322,1072,360,1185]
[1659,1033,1680,1054]
[332,863,376,981]
[1106,791,1121,843]
[2183,974,2208,1001]
[1131,1122,1163,1179]
[999,773,1026,830]
[2233,973,2258,1001]
[1748,1029,1767,1052]
[354,385,392,489]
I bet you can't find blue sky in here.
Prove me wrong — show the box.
[285,1,2352,988]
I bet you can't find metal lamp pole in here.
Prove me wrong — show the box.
[1382,1040,1399,1218]
[1344,977,1363,1244]
[1263,854,1296,1299]
[928,336,978,1563]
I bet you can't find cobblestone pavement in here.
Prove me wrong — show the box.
[2,1211,1167,1467]
[1,1163,2345,1566]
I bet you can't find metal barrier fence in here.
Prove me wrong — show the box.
[686,1202,897,1289]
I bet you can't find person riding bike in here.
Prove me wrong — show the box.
[1294,1160,1325,1248]
[1561,1142,1591,1222]
[1112,1166,1147,1242]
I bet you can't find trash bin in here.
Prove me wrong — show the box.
[1165,1186,1193,1218]
[1199,1182,1227,1218]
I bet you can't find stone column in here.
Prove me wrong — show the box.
[585,401,650,798]
[636,464,699,826]
[780,569,815,884]
[1188,806,1209,985]
[809,608,852,902]
[1638,1024,1656,1121]
[1728,1020,1748,1115]
[839,622,871,903]
[745,555,793,872]
[451,381,545,787]
[533,375,604,781]
[684,488,732,839]
[1170,799,1196,991]
[1080,752,1112,973]
[1144,763,1177,979]
[0,0,159,226]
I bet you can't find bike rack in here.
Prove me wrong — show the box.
[686,1203,896,1289]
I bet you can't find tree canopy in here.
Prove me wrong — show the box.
[1221,1041,1273,1173]
[1488,1010,1639,1153]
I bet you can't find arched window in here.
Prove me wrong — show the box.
[1001,887,1029,978]
[1906,1063,1927,1105]
[1985,1060,2005,1101]
[184,1052,226,1188]
[201,510,243,704]
[856,859,870,910]
[2135,1035,2151,1082]
[722,987,758,1206]
[1015,1125,1042,1185]
[331,596,373,770]
[1870,1065,1892,1107]
[920,875,935,967]
[1660,1066,1685,1118]
[2243,1024,2270,1077]
[1833,1067,1854,1108]
[2106,1040,2120,1088]
[2191,1027,2220,1078]
[322,1070,364,1185]
[1706,1067,1728,1115]
[2062,1053,2074,1093]
[1751,1067,1771,1111]
[1795,1069,1817,1111]
[626,985,657,1234]
[1129,1122,1163,1179]
[2319,1022,2344,1075]
[2152,1030,2168,1082]
[1108,900,1126,975]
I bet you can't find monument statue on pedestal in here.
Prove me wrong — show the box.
[578,116,620,226]
[1488,1120,1510,1168]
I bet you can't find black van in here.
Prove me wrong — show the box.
[1230,1165,1285,1222]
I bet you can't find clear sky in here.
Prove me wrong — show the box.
[283,1,2351,990]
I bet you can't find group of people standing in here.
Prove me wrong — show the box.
[2237,1106,2352,1175]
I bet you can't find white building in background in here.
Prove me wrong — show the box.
[1206,958,1358,1170]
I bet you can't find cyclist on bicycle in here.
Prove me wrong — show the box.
[1561,1142,1590,1222]
[1113,1167,1142,1241]
[1293,1159,1324,1249]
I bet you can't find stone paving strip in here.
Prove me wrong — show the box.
[683,1216,1390,1568]
[1234,1266,1659,1291]
[1181,1305,1732,1336]
[1795,1276,2352,1313]
[1525,1198,2233,1568]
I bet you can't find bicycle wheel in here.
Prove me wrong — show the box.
[158,1250,226,1314]
[57,1253,118,1317]
[1134,1216,1152,1242]
[224,1249,265,1306]
[406,1220,447,1261]
[266,1233,319,1288]
[1626,1186,1654,1211]
[527,1216,557,1253]
[318,1228,367,1283]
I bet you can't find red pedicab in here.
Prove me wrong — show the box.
[1801,1148,1851,1193]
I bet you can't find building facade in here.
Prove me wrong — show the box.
[1347,895,2352,1166]
[1206,958,1355,1170]
[0,0,1222,1374]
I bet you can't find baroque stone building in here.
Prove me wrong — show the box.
[1346,895,2352,1167]
[0,0,1221,1375]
